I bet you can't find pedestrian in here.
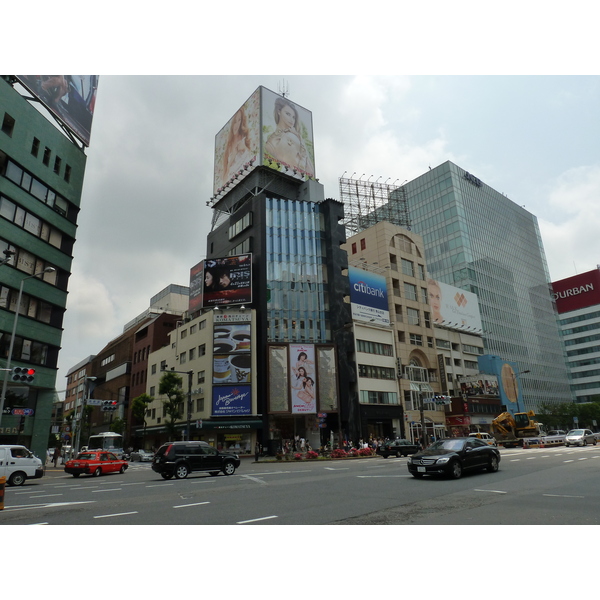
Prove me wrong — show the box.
[52,446,60,468]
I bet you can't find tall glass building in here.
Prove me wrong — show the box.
[401,161,571,410]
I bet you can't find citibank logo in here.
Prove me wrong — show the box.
[353,280,384,298]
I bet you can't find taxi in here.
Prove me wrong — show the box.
[64,450,128,478]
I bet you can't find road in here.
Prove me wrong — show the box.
[2,444,600,525]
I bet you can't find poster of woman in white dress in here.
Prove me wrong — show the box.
[289,344,317,414]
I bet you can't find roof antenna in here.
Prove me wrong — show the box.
[278,80,290,98]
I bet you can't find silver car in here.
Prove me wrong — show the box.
[564,429,597,447]
[129,449,154,462]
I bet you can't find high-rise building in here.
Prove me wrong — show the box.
[202,87,354,451]
[400,161,571,410]
[0,76,96,458]
[552,268,600,404]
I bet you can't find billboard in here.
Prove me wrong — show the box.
[427,278,483,332]
[213,87,315,196]
[348,266,390,326]
[203,254,252,307]
[212,385,252,416]
[213,88,261,195]
[552,269,600,314]
[289,343,317,414]
[213,321,252,385]
[261,87,315,180]
[188,260,204,314]
[458,375,499,397]
[17,75,98,146]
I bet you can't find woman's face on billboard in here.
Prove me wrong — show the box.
[278,104,296,129]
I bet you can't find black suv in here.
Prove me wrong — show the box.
[377,439,420,458]
[151,441,240,479]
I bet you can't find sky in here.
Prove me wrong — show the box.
[41,74,599,391]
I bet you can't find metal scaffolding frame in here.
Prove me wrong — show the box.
[339,176,411,235]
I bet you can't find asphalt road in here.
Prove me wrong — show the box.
[2,444,600,525]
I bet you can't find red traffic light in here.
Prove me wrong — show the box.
[11,366,35,383]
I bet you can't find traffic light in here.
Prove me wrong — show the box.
[11,366,35,383]
[101,400,118,412]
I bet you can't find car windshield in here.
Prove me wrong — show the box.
[568,430,584,435]
[77,453,95,460]
[429,439,465,451]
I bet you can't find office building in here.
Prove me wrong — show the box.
[399,161,571,411]
[0,76,95,458]
[552,268,600,403]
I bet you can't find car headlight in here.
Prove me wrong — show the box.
[436,457,450,464]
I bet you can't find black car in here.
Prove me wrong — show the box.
[407,437,500,479]
[151,441,240,480]
[377,439,420,458]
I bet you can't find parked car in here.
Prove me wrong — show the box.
[468,432,497,446]
[377,439,420,458]
[64,450,129,478]
[546,430,566,436]
[407,437,500,480]
[564,429,597,447]
[0,444,44,486]
[129,449,154,462]
[151,441,240,480]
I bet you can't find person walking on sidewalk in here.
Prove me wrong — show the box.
[52,446,60,468]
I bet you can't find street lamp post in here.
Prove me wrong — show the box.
[0,267,56,427]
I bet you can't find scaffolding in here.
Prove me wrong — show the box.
[339,176,410,235]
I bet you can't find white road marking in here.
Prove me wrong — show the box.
[92,488,122,493]
[474,489,507,494]
[237,515,278,524]
[94,511,138,519]
[173,501,210,509]
[543,494,584,498]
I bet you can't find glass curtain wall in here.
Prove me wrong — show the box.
[266,197,327,343]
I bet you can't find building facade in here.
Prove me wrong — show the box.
[400,161,571,411]
[0,77,91,459]
[552,268,600,404]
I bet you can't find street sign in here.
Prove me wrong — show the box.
[12,408,34,416]
[87,399,102,406]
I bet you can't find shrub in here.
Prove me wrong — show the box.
[357,448,374,456]
[331,448,348,458]
[294,453,303,460]
[306,450,319,460]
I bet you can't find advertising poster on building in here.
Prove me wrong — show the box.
[212,385,251,416]
[188,260,204,314]
[213,321,252,385]
[459,375,499,397]
[203,254,252,307]
[261,87,315,180]
[317,346,338,411]
[268,346,290,412]
[348,266,390,326]
[552,269,600,314]
[213,88,261,196]
[17,75,98,146]
[289,343,317,414]
[427,278,483,331]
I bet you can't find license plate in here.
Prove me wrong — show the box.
[417,466,426,473]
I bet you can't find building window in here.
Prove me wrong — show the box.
[1,113,15,137]
[199,344,206,356]
[197,370,205,384]
[351,242,357,254]
[360,238,366,251]
[409,333,423,346]
[359,390,398,405]
[190,324,197,335]
[151,364,157,375]
[31,137,40,157]
[404,282,417,301]
[179,352,186,364]
[64,164,71,182]
[407,307,420,326]
[189,347,196,361]
[196,398,205,412]
[43,147,51,166]
[401,258,414,277]
[53,156,62,175]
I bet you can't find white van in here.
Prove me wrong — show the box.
[468,432,497,446]
[0,445,44,486]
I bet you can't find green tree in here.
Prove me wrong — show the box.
[110,417,126,436]
[159,371,185,441]
[131,393,153,445]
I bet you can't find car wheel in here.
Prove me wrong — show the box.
[8,471,26,486]
[487,455,499,473]
[175,464,189,479]
[223,461,236,476]
[209,471,220,476]
[449,460,462,479]
[93,467,102,477]
[411,472,424,478]
[395,451,401,458]
[72,473,80,478]
[160,472,173,480]
[119,465,126,474]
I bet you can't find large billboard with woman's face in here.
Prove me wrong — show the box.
[213,86,315,196]
[427,278,482,332]
[203,254,252,307]
[17,75,98,146]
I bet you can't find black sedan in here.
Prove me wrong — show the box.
[377,439,420,458]
[407,437,500,479]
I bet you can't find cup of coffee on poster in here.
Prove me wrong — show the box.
[213,355,232,382]
[231,332,251,351]
[230,354,251,382]
[214,327,232,339]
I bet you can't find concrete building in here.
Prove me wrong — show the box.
[0,76,93,459]
[552,268,600,404]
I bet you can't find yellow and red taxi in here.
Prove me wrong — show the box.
[64,450,128,478]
